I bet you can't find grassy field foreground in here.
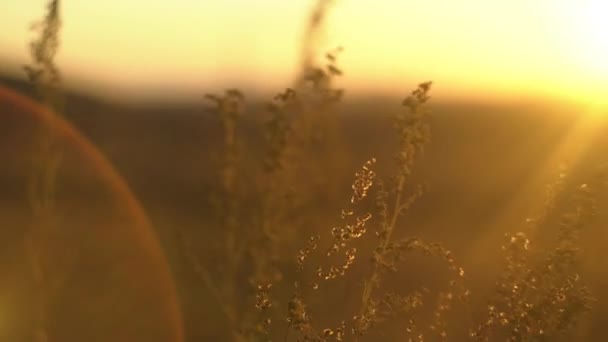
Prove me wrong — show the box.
[1,0,607,341]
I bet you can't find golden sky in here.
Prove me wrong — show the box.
[1,0,607,106]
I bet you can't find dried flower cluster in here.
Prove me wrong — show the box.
[286,159,378,341]
[472,169,604,342]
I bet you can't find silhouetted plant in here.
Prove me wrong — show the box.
[22,1,65,342]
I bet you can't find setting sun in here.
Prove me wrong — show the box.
[551,0,608,109]
[570,0,608,73]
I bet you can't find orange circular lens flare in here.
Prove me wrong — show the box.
[0,86,183,342]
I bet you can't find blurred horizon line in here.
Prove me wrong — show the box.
[0,59,595,110]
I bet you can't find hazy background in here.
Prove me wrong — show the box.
[1,0,607,107]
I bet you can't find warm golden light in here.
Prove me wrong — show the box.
[548,0,608,110]
[570,1,608,73]
[0,0,606,105]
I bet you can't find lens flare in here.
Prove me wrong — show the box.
[0,86,183,342]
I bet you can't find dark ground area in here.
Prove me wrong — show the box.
[1,74,607,340]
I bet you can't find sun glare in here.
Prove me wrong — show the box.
[575,1,608,71]
[557,0,608,110]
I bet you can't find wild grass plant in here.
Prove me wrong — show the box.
[194,73,605,341]
[22,1,66,341]
[185,1,606,338]
[15,1,607,341]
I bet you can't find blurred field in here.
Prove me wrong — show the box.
[1,75,607,340]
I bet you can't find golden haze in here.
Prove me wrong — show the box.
[0,0,606,107]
